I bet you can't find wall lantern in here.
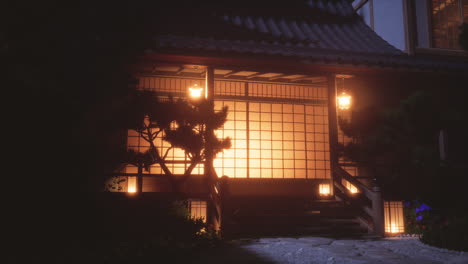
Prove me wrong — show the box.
[188,83,204,99]
[336,74,353,110]
[337,91,352,110]
[319,183,331,196]
[384,201,405,234]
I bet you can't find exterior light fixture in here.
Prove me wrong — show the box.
[337,91,352,110]
[188,83,204,99]
[384,201,405,234]
[349,185,358,194]
[127,176,137,193]
[336,74,353,110]
[342,179,359,194]
[319,183,331,196]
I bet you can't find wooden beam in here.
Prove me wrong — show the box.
[268,74,287,80]
[290,76,310,82]
[309,77,328,83]
[291,76,326,83]
[142,53,439,76]
[245,72,265,79]
[335,74,354,79]
[175,66,185,74]
[223,70,241,77]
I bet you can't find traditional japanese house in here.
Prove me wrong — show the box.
[110,0,468,238]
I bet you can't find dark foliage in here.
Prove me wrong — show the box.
[118,91,231,192]
[8,194,223,263]
[420,213,468,252]
[459,23,468,51]
[4,0,188,253]
[404,200,468,251]
[338,90,468,203]
[4,0,235,257]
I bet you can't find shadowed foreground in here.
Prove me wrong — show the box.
[230,236,468,264]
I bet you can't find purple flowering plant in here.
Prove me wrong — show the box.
[403,200,432,234]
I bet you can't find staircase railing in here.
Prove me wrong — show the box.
[333,166,384,236]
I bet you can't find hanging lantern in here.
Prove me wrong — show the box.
[188,83,204,99]
[336,74,353,110]
[337,91,352,110]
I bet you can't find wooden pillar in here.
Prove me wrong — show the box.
[204,66,215,182]
[205,66,215,102]
[204,66,218,231]
[327,74,339,195]
[137,164,143,193]
[372,186,385,237]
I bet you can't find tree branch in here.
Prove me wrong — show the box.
[162,146,173,160]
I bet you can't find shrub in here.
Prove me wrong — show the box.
[403,200,432,235]
[404,200,468,252]
[420,214,468,252]
[26,194,224,263]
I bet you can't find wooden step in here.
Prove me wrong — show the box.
[221,196,369,238]
[223,222,368,239]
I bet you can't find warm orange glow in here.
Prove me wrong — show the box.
[189,83,203,98]
[319,184,331,196]
[189,200,207,222]
[343,179,359,194]
[337,91,351,110]
[127,176,137,193]
[213,100,331,179]
[384,201,405,234]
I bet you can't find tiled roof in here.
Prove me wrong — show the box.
[150,0,468,72]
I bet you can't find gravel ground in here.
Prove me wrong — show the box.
[215,236,468,264]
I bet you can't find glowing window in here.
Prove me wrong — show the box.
[125,127,204,176]
[129,77,331,181]
[189,200,207,222]
[430,0,468,49]
[214,100,330,179]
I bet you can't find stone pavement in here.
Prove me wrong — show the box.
[230,236,468,264]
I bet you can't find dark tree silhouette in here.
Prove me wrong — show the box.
[459,23,468,51]
[338,92,438,198]
[115,90,231,193]
[338,90,467,205]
